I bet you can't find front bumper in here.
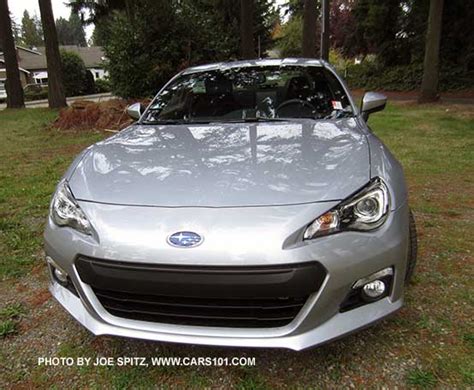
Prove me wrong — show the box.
[44,201,410,351]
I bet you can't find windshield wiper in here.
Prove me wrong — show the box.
[141,119,213,125]
[212,117,289,123]
[141,119,183,125]
[142,117,290,125]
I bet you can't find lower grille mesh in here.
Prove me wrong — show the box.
[94,288,307,328]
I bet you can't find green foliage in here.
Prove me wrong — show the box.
[100,7,176,98]
[406,368,437,388]
[321,0,474,72]
[94,78,111,93]
[20,10,43,47]
[0,108,102,279]
[56,12,87,47]
[11,16,22,45]
[351,0,403,66]
[82,0,277,98]
[0,303,26,319]
[275,15,303,57]
[60,50,93,96]
[24,86,49,101]
[0,303,25,338]
[344,60,474,91]
[84,70,96,95]
[0,320,16,337]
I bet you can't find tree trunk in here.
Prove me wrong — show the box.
[419,0,444,103]
[302,0,317,57]
[0,0,25,108]
[240,0,255,59]
[38,0,67,108]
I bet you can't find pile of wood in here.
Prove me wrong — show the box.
[52,99,134,132]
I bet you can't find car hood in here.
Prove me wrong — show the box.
[68,119,370,207]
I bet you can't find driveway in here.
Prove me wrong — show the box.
[0,92,114,109]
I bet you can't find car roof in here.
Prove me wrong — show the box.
[182,58,328,75]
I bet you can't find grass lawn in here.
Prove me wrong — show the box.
[0,103,473,388]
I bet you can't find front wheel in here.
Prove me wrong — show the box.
[405,209,418,284]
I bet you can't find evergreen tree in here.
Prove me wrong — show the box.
[11,16,22,45]
[69,0,277,97]
[21,10,43,47]
[56,12,87,46]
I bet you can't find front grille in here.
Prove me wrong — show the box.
[94,287,308,328]
[76,256,326,328]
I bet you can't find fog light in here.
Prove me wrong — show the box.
[46,256,68,284]
[341,267,393,312]
[362,279,386,298]
[46,256,79,297]
[54,267,68,284]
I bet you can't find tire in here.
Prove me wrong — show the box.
[405,209,418,284]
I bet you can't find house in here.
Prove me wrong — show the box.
[0,59,31,86]
[0,45,108,86]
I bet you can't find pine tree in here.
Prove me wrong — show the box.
[21,10,43,47]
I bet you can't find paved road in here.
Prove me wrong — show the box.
[0,92,114,109]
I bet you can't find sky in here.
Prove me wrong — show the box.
[8,0,94,41]
[9,0,288,44]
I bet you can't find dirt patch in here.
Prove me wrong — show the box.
[25,289,51,308]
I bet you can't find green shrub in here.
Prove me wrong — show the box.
[60,50,95,97]
[275,16,303,58]
[84,70,96,95]
[98,0,276,98]
[24,85,49,101]
[102,9,181,98]
[344,60,474,91]
[95,78,111,93]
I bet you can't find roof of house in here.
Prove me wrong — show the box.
[37,46,106,68]
[0,46,106,71]
[0,59,31,74]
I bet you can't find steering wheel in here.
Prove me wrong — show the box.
[275,99,316,118]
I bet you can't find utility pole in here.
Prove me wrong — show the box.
[320,0,330,61]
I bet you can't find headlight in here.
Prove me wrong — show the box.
[303,178,390,240]
[50,181,92,235]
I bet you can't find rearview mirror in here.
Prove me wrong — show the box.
[127,103,144,120]
[360,92,387,121]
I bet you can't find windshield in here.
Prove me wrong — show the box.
[142,66,353,124]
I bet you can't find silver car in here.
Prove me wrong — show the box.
[44,59,417,350]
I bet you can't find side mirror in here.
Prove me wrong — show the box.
[126,103,144,120]
[360,92,387,121]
